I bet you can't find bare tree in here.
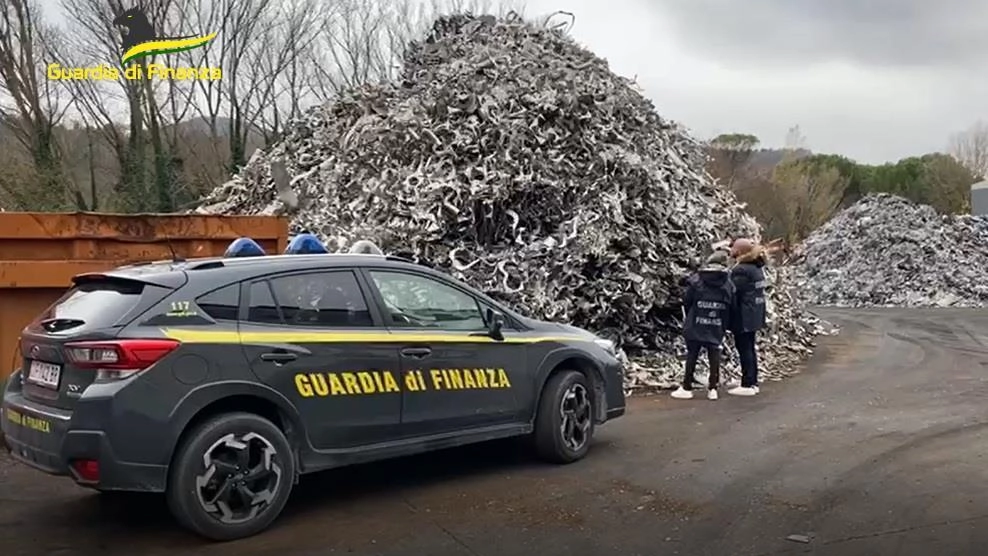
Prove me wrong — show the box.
[57,0,154,210]
[0,0,83,209]
[948,120,988,181]
[306,0,392,98]
[783,124,806,151]
[178,0,301,174]
[307,0,524,101]
[179,0,522,183]
[56,0,207,210]
[39,0,531,209]
[189,0,270,168]
[254,0,327,145]
[135,0,192,210]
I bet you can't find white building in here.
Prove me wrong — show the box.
[973,180,988,215]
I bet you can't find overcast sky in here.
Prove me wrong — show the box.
[36,0,988,164]
[520,0,988,164]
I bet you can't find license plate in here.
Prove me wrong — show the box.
[26,360,61,389]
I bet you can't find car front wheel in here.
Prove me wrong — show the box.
[166,412,295,541]
[533,369,595,463]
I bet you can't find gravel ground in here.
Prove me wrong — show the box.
[3,307,988,555]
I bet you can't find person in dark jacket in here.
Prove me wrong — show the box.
[671,251,736,401]
[727,238,767,396]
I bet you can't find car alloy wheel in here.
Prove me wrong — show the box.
[194,432,283,524]
[558,382,592,452]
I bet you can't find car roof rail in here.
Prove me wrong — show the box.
[385,255,414,263]
[188,260,226,271]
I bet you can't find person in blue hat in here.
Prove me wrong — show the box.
[671,250,735,401]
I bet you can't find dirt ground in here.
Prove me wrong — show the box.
[3,307,988,556]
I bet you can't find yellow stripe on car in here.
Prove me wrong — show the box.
[159,328,590,345]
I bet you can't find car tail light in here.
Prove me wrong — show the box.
[64,339,180,381]
[71,459,100,482]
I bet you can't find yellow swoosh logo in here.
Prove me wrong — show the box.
[121,32,217,65]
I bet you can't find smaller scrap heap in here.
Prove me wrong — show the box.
[786,193,988,307]
[198,13,834,390]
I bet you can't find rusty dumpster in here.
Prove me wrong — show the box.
[0,212,289,376]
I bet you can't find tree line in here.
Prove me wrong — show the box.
[706,124,986,248]
[1,0,985,250]
[0,0,521,212]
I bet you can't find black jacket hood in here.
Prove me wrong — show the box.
[698,268,729,287]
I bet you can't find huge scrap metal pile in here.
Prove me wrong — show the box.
[198,13,833,390]
[786,193,988,308]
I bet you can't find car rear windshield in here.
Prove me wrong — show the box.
[28,278,146,333]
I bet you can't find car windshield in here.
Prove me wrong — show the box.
[378,289,480,325]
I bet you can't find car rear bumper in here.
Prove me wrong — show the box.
[3,387,72,474]
[2,376,167,492]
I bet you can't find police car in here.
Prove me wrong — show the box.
[1,235,626,541]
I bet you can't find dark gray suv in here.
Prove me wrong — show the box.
[1,242,625,540]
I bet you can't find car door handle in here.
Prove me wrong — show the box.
[256,343,311,355]
[400,347,432,358]
[261,352,298,363]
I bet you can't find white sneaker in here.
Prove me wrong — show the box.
[707,389,718,401]
[728,386,758,396]
[671,387,694,400]
[725,379,758,393]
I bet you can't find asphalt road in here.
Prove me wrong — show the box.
[3,307,988,556]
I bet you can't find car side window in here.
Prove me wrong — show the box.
[196,284,240,321]
[247,281,282,324]
[251,271,374,327]
[368,270,486,331]
[477,299,515,330]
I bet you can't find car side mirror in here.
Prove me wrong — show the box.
[486,308,505,340]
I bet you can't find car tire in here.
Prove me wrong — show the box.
[533,370,595,464]
[166,412,295,541]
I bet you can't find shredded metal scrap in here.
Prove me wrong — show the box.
[198,13,833,391]
[786,193,988,308]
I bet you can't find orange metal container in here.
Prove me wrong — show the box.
[0,212,289,375]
